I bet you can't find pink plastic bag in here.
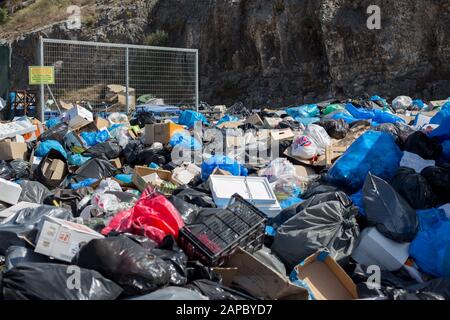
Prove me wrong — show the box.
[102,187,185,244]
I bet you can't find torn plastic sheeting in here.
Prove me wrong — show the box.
[363,174,418,243]
[1,263,123,300]
[327,131,403,191]
[271,201,360,271]
[102,187,185,244]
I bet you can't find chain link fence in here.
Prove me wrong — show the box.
[39,38,198,120]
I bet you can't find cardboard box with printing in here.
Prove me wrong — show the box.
[65,105,94,129]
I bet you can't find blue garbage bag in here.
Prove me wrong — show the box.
[216,115,239,126]
[442,140,450,160]
[201,155,248,181]
[327,131,403,191]
[115,174,133,184]
[178,110,209,128]
[46,117,61,128]
[80,129,110,147]
[345,103,375,120]
[430,102,450,125]
[410,208,450,277]
[331,112,358,123]
[280,197,303,209]
[70,178,98,190]
[68,154,91,166]
[36,140,67,159]
[412,99,426,109]
[286,104,319,119]
[350,189,365,216]
[169,132,202,150]
[373,109,406,124]
[294,117,320,126]
[429,116,450,141]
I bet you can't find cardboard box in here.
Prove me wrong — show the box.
[293,252,358,300]
[144,123,184,146]
[212,267,239,287]
[40,157,68,183]
[133,166,174,191]
[63,122,98,153]
[270,129,294,142]
[35,216,104,262]
[225,247,308,300]
[94,116,110,130]
[65,105,94,129]
[109,158,122,169]
[245,114,264,126]
[263,117,283,129]
[0,141,28,161]
[0,178,23,205]
[351,227,410,272]
[171,163,201,185]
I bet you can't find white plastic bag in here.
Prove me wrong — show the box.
[92,193,120,216]
[304,124,331,155]
[108,113,129,126]
[392,96,413,111]
[96,178,122,193]
[291,135,318,159]
[400,151,435,174]
[258,158,295,183]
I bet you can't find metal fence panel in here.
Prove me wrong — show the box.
[39,38,198,120]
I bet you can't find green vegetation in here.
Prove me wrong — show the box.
[144,30,169,46]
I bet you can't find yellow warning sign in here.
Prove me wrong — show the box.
[29,66,55,85]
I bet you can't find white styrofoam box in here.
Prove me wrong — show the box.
[35,216,104,262]
[0,178,22,205]
[351,227,410,272]
[209,175,282,217]
[209,176,277,205]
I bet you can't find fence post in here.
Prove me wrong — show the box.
[195,50,199,112]
[125,47,129,114]
[39,37,45,121]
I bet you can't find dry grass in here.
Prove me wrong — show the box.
[0,0,96,38]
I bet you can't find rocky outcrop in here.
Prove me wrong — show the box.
[5,0,450,107]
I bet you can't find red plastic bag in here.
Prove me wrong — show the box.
[102,187,185,244]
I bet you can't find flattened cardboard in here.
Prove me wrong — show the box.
[0,141,28,160]
[294,252,358,300]
[226,247,308,300]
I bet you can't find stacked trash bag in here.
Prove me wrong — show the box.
[0,95,449,301]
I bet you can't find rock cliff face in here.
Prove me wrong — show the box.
[5,0,450,107]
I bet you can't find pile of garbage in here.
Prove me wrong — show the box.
[0,95,450,300]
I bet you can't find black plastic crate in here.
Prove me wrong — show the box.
[178,194,267,267]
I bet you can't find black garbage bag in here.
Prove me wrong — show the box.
[363,174,418,242]
[390,167,437,209]
[4,246,62,271]
[301,181,344,199]
[72,235,171,297]
[137,148,168,166]
[83,141,122,160]
[0,161,14,180]
[394,122,416,145]
[72,158,116,183]
[186,261,222,283]
[278,119,304,131]
[0,205,72,254]
[1,263,123,300]
[129,286,208,300]
[9,159,29,179]
[173,186,216,208]
[17,180,51,204]
[186,279,256,300]
[123,140,144,166]
[318,119,349,139]
[33,149,69,189]
[130,112,156,128]
[403,131,443,160]
[271,191,352,229]
[421,166,450,204]
[271,201,360,271]
[407,278,450,300]
[153,236,188,286]
[168,195,200,224]
[373,123,400,143]
[43,188,92,217]
[39,122,69,143]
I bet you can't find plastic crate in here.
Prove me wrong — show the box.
[178,194,267,267]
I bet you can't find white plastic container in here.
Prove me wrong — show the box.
[351,227,410,271]
[0,178,22,205]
